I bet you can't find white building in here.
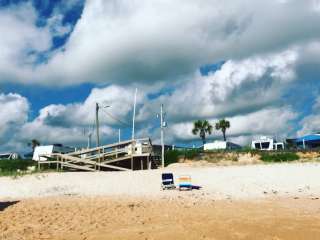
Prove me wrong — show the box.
[251,136,284,151]
[204,140,241,151]
[32,144,75,161]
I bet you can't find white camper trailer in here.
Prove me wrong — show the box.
[204,140,241,150]
[32,144,75,161]
[251,136,284,151]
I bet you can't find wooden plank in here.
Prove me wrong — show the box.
[67,139,134,156]
[98,163,130,171]
[62,162,96,171]
[55,153,130,171]
[100,155,132,164]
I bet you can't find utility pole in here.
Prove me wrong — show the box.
[95,103,100,147]
[159,104,166,168]
[88,132,92,149]
[118,128,121,143]
[132,88,138,140]
[95,103,110,147]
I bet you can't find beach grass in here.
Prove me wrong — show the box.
[260,152,300,162]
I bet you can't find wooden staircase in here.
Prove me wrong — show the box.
[37,138,160,171]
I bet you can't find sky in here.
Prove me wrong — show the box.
[0,0,320,153]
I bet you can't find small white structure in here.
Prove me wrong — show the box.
[251,136,284,151]
[0,153,20,160]
[33,144,75,161]
[204,140,241,151]
[126,138,152,155]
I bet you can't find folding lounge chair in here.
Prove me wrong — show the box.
[161,173,176,190]
[178,175,192,191]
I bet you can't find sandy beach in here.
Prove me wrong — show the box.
[1,162,320,239]
[1,197,320,240]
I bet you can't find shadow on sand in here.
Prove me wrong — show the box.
[0,201,19,212]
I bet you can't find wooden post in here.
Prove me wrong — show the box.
[98,149,101,171]
[61,157,64,171]
[131,141,134,171]
[131,156,134,171]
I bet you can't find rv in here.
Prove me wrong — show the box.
[251,136,284,151]
[204,140,241,151]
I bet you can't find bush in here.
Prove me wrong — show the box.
[183,149,201,159]
[164,150,180,166]
[0,159,36,175]
[260,152,299,162]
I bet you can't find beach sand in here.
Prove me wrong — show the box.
[1,196,320,240]
[1,163,320,239]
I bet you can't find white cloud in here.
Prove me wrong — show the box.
[1,0,320,86]
[1,0,320,151]
[47,14,72,37]
[39,0,319,85]
[10,85,140,149]
[35,85,142,127]
[298,115,320,136]
[138,49,298,123]
[0,93,29,151]
[298,96,320,136]
[18,120,115,147]
[0,3,52,79]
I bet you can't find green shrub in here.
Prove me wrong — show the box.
[183,149,201,159]
[260,152,299,162]
[164,150,180,166]
[0,159,36,174]
[164,149,202,166]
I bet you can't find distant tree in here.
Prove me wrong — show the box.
[215,119,230,141]
[28,139,40,152]
[192,120,213,145]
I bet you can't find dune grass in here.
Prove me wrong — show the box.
[260,152,300,162]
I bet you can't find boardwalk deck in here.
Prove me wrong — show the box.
[37,138,160,171]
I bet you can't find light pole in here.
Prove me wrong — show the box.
[132,88,138,140]
[95,103,100,147]
[95,103,110,147]
[157,104,166,168]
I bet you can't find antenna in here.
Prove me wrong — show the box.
[132,88,138,140]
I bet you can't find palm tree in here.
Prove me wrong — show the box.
[192,120,213,145]
[215,119,230,141]
[28,139,40,152]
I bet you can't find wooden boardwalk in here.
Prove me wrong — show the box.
[37,138,160,171]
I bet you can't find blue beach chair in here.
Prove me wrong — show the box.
[161,173,176,190]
